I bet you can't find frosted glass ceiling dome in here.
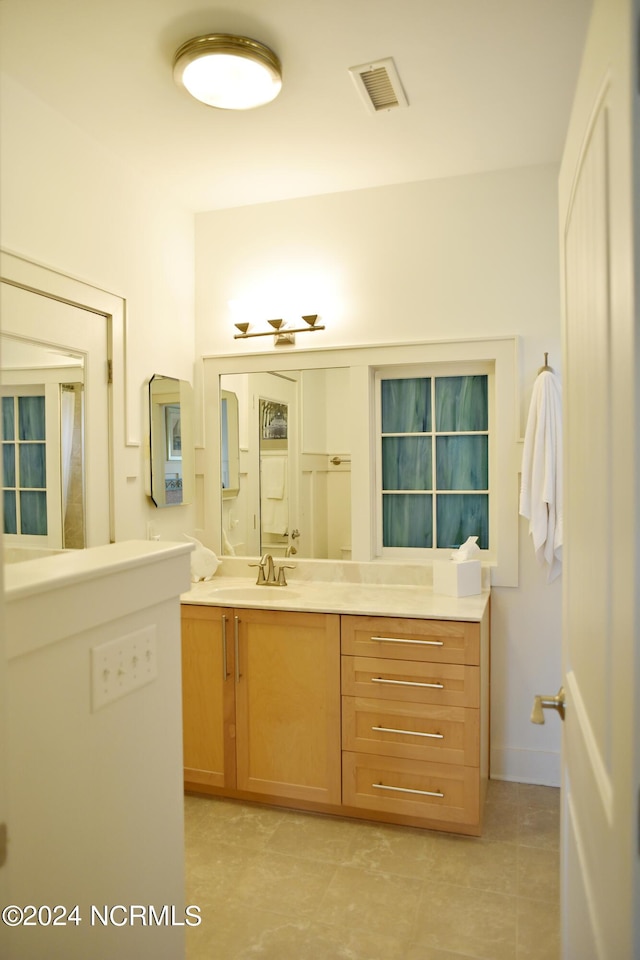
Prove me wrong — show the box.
[173,34,282,110]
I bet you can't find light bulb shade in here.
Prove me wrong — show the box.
[174,34,282,110]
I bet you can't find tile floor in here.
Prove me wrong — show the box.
[184,780,560,960]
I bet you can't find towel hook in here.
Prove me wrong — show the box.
[538,352,553,374]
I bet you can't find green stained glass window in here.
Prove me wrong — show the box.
[436,436,488,490]
[20,490,48,535]
[2,391,48,537]
[437,494,488,549]
[381,378,431,433]
[383,493,432,547]
[380,373,489,550]
[19,395,45,440]
[19,444,46,488]
[2,397,15,441]
[4,490,17,535]
[3,444,15,487]
[436,376,488,431]
[382,437,431,490]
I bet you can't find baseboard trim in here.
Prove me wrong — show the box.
[490,746,560,787]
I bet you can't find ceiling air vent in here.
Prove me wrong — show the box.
[348,57,409,115]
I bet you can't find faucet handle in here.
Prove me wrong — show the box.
[276,564,296,586]
[249,560,268,583]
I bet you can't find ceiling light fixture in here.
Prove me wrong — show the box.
[173,34,282,110]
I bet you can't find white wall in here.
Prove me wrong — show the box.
[195,164,563,785]
[0,73,197,543]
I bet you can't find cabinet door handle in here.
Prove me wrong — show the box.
[372,782,444,799]
[221,615,229,680]
[371,677,445,689]
[371,725,444,739]
[234,615,241,682]
[371,635,444,647]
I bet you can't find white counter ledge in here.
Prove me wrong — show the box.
[6,539,193,659]
[181,575,489,622]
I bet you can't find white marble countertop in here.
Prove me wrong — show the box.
[181,575,489,622]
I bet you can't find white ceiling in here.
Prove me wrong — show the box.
[0,0,592,213]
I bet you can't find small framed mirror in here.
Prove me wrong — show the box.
[221,389,240,499]
[148,374,194,507]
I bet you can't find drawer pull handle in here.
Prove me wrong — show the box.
[372,782,445,799]
[371,725,444,739]
[221,615,229,680]
[371,635,444,647]
[234,615,241,683]
[371,677,445,689]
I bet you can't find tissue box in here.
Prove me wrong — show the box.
[433,560,481,597]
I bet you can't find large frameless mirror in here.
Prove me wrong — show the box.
[219,368,351,559]
[148,374,195,508]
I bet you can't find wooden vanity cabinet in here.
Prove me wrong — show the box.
[181,602,489,835]
[340,612,490,835]
[180,605,342,806]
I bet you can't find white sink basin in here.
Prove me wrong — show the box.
[206,586,301,604]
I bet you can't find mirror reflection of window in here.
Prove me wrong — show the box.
[148,374,194,508]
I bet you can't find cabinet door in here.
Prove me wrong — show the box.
[234,609,341,805]
[181,605,236,788]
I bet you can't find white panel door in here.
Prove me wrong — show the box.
[559,0,640,956]
[0,281,110,547]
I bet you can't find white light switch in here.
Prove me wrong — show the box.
[91,625,158,711]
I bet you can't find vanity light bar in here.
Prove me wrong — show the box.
[233,315,325,343]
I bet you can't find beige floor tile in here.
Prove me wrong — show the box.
[482,798,521,844]
[517,785,560,811]
[413,880,518,960]
[316,864,422,939]
[266,809,361,863]
[486,779,521,805]
[185,838,260,903]
[517,846,560,903]
[404,946,490,960]
[517,898,560,960]
[186,903,308,960]
[236,918,411,960]
[187,795,286,850]
[518,805,560,851]
[231,848,337,918]
[425,834,519,895]
[184,780,561,960]
[342,821,440,879]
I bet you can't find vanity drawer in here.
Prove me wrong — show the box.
[342,696,479,766]
[342,751,479,825]
[341,656,479,708]
[341,615,479,666]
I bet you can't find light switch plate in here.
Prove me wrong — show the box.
[91,625,158,711]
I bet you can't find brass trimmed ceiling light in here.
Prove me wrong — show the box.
[173,34,282,110]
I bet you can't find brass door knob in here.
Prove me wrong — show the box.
[531,686,566,724]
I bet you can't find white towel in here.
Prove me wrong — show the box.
[260,456,288,534]
[519,370,563,582]
[262,456,285,499]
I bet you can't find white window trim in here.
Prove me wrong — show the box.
[348,337,520,588]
